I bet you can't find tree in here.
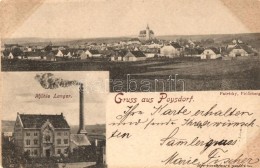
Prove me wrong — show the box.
[12,47,23,57]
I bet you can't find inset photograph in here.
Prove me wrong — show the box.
[1,72,108,168]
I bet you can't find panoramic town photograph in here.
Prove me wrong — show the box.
[1,0,260,92]
[1,72,108,168]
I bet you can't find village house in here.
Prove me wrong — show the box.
[76,50,87,59]
[55,50,64,57]
[2,51,14,59]
[127,38,141,45]
[184,47,204,57]
[63,49,76,59]
[123,51,147,61]
[110,50,128,61]
[23,51,47,60]
[85,50,102,58]
[143,48,160,58]
[14,113,70,157]
[200,47,221,59]
[227,44,254,57]
[46,52,57,61]
[99,49,115,58]
[160,43,183,57]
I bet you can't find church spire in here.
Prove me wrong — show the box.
[146,24,149,30]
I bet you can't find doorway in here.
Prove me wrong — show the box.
[46,149,51,157]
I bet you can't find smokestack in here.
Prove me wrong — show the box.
[78,83,87,134]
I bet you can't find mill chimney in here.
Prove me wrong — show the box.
[78,83,87,134]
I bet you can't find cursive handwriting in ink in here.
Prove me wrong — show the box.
[108,129,131,139]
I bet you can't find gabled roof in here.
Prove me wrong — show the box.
[88,50,100,55]
[114,50,128,57]
[226,44,254,54]
[129,51,146,57]
[62,49,75,55]
[2,50,12,56]
[205,47,220,54]
[99,49,115,56]
[236,44,254,54]
[171,42,182,49]
[24,51,45,57]
[19,114,70,129]
[70,134,91,146]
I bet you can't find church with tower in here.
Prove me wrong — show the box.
[138,24,155,41]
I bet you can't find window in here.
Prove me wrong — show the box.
[26,132,30,136]
[34,150,38,156]
[44,135,51,142]
[57,139,61,145]
[57,149,61,154]
[64,139,68,144]
[34,139,38,145]
[34,132,38,136]
[64,132,68,136]
[26,139,30,145]
[57,132,61,136]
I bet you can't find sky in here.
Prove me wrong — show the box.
[2,72,109,125]
[9,0,251,39]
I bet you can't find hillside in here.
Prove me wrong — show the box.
[2,33,260,47]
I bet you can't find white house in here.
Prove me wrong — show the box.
[63,50,74,58]
[200,48,221,59]
[24,52,46,60]
[123,51,147,61]
[3,51,14,59]
[160,43,182,57]
[85,50,102,57]
[8,52,14,59]
[227,44,254,57]
[55,50,64,57]
[110,50,128,61]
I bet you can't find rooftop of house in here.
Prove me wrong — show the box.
[18,113,70,129]
[70,134,91,146]
[128,51,146,57]
[171,42,182,49]
[205,47,221,54]
[88,50,100,54]
[226,44,254,54]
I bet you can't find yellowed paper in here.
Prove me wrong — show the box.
[107,91,260,168]
[1,0,260,168]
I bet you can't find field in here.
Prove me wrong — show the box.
[2,57,260,91]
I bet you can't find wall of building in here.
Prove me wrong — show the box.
[201,49,221,59]
[229,49,248,57]
[54,130,70,157]
[160,46,180,57]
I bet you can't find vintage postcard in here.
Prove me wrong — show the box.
[0,0,259,168]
